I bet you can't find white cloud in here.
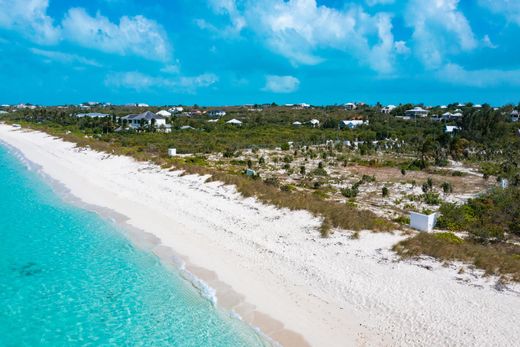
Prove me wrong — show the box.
[30,48,102,67]
[62,8,171,62]
[394,40,410,54]
[436,63,520,87]
[207,0,245,35]
[204,0,398,74]
[105,71,218,93]
[365,0,395,6]
[262,75,300,93]
[482,34,497,49]
[0,0,60,44]
[405,0,476,68]
[479,0,520,26]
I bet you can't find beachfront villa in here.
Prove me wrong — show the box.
[122,111,171,132]
[405,107,429,118]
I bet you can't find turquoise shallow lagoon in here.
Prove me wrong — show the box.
[0,144,267,346]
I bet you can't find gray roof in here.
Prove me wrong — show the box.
[76,112,110,118]
[123,111,165,121]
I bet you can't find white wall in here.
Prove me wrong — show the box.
[410,212,437,232]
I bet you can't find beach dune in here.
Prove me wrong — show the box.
[1,124,519,347]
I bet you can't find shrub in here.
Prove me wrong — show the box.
[382,186,389,197]
[341,186,359,198]
[441,182,453,194]
[422,192,441,205]
[300,165,306,175]
[281,142,290,150]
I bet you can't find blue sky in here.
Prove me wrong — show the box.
[0,0,519,106]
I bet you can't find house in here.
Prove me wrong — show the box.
[511,110,519,122]
[440,105,447,109]
[473,104,482,108]
[381,105,396,114]
[308,119,320,127]
[405,107,429,118]
[168,148,177,157]
[75,112,110,118]
[441,112,452,120]
[292,121,302,127]
[344,102,357,110]
[208,110,226,118]
[122,111,171,132]
[169,106,184,113]
[445,125,460,134]
[339,120,368,129]
[156,110,172,117]
[0,110,8,114]
[179,125,195,130]
[451,112,463,119]
[137,103,149,107]
[226,119,242,125]
[410,212,437,232]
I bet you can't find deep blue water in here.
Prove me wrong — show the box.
[0,144,267,346]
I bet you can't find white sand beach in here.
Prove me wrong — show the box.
[1,124,519,347]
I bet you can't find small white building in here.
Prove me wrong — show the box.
[208,110,226,118]
[410,212,437,232]
[405,107,429,118]
[445,125,460,134]
[169,106,184,113]
[308,119,320,127]
[226,118,242,125]
[292,121,302,127]
[511,110,519,122]
[339,120,369,129]
[168,148,177,157]
[381,105,396,114]
[344,102,357,110]
[156,110,172,117]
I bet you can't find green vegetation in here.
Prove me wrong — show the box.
[394,233,520,281]
[2,103,520,280]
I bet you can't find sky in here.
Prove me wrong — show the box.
[0,0,519,106]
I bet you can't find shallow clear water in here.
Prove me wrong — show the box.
[0,144,267,346]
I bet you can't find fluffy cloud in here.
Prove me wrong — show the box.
[0,0,60,44]
[405,0,476,68]
[30,48,102,67]
[62,8,170,62]
[479,0,520,26]
[105,71,218,92]
[436,63,520,87]
[262,75,300,93]
[205,0,399,74]
[365,0,395,6]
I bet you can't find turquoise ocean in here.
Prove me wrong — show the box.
[0,143,267,347]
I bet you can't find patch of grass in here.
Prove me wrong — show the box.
[393,233,520,281]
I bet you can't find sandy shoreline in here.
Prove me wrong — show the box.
[1,124,519,347]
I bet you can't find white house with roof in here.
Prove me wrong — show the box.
[156,110,172,117]
[308,119,320,127]
[122,111,171,132]
[339,120,369,129]
[344,102,357,110]
[511,110,519,122]
[292,121,302,127]
[226,118,242,125]
[169,106,184,113]
[208,110,226,118]
[381,105,396,114]
[405,107,429,118]
[445,125,460,134]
